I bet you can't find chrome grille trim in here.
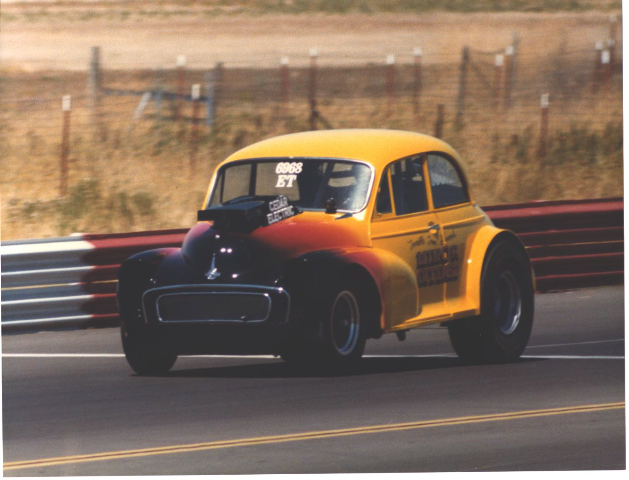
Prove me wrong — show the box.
[141,284,291,325]
[155,291,271,324]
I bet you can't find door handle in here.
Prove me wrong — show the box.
[428,222,440,234]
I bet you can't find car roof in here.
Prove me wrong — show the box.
[221,129,463,171]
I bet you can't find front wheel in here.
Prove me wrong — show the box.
[281,280,366,369]
[320,288,365,363]
[121,321,178,375]
[448,240,534,363]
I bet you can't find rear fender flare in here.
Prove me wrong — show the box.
[465,227,532,313]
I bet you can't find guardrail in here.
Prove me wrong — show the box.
[1,198,623,331]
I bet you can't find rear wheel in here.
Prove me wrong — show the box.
[121,321,178,375]
[448,240,534,363]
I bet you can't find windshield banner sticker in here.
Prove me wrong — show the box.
[275,162,303,188]
[266,196,298,225]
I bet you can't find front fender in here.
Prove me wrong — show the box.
[283,247,417,334]
[117,248,178,320]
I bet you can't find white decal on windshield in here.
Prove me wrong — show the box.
[275,162,302,188]
[276,175,296,188]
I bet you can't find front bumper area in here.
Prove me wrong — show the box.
[140,284,292,354]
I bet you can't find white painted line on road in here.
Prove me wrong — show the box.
[2,353,125,358]
[363,354,625,360]
[527,339,624,348]
[521,355,624,360]
[1,353,624,360]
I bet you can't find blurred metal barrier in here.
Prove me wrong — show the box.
[484,198,624,291]
[1,198,623,331]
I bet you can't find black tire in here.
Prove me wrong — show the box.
[281,278,366,369]
[447,239,534,364]
[121,321,178,375]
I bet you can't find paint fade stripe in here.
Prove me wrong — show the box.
[3,402,624,471]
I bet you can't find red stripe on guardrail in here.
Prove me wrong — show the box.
[526,241,623,259]
[535,271,624,291]
[516,226,624,246]
[487,199,623,233]
[531,252,623,277]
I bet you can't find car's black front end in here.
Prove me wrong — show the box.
[117,205,299,357]
[139,282,292,355]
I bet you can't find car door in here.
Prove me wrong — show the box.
[371,155,448,330]
[426,153,486,317]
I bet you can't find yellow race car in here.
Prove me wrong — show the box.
[118,129,534,374]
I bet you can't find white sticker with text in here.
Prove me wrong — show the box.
[275,162,302,188]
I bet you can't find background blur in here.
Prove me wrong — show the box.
[0,0,623,240]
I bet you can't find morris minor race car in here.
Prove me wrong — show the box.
[117,129,534,374]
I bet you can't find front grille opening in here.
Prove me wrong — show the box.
[156,293,271,323]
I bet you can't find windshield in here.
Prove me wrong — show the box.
[208,158,373,212]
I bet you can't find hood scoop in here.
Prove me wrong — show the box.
[198,196,300,234]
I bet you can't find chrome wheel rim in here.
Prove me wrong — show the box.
[331,290,360,355]
[494,271,522,335]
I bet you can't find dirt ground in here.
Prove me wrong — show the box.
[1,5,621,71]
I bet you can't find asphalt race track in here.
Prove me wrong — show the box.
[2,286,625,475]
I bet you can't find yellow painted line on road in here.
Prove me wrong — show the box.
[4,402,624,471]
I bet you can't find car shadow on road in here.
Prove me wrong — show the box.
[160,356,542,379]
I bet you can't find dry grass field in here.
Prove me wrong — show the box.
[0,1,623,240]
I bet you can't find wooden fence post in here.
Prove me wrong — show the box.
[504,46,514,109]
[606,38,616,69]
[175,55,186,125]
[413,47,422,119]
[60,95,71,197]
[385,54,395,119]
[88,46,102,140]
[537,94,549,159]
[455,46,469,130]
[434,104,445,139]
[189,84,200,177]
[280,56,290,105]
[493,54,504,111]
[593,41,603,94]
[205,71,214,127]
[609,14,618,51]
[309,48,318,130]
[155,67,164,122]
[511,32,520,101]
[601,49,611,93]
[214,61,224,119]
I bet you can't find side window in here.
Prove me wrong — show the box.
[375,172,392,214]
[427,154,469,208]
[390,156,428,215]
